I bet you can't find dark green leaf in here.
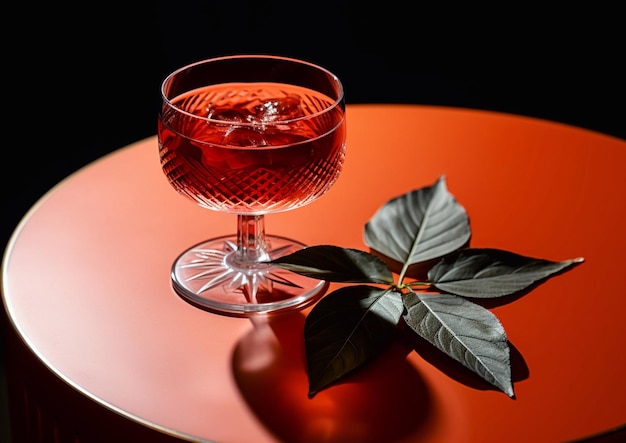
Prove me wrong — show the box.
[364,175,470,266]
[403,291,513,397]
[305,285,403,397]
[428,248,584,298]
[271,245,394,284]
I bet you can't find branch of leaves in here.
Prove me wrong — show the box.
[270,175,584,399]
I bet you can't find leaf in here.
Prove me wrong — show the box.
[287,178,585,401]
[305,285,404,397]
[428,248,584,298]
[271,245,394,284]
[364,175,471,267]
[403,291,513,397]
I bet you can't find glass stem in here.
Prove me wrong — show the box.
[235,214,269,266]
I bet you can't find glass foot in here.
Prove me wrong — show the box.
[170,235,328,317]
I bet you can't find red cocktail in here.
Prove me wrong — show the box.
[159,83,345,214]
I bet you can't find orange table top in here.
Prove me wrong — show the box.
[2,104,625,442]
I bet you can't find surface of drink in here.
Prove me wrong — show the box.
[159,82,346,214]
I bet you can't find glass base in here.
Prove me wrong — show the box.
[170,235,328,317]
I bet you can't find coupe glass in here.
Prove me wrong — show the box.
[158,55,346,316]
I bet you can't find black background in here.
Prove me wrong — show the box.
[2,2,625,251]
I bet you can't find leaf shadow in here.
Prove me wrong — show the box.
[231,311,435,443]
[396,321,529,397]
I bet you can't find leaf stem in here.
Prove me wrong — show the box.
[397,265,409,286]
[389,281,430,297]
[398,281,432,291]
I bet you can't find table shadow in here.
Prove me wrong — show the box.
[231,312,433,443]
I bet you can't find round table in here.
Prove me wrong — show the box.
[2,105,625,442]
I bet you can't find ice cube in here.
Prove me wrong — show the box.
[245,94,303,123]
[205,94,306,147]
[207,106,247,123]
[223,127,269,147]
